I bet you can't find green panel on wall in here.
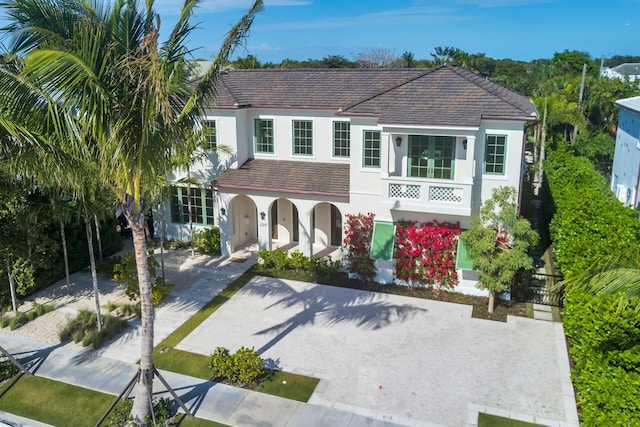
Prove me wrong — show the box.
[370,221,395,261]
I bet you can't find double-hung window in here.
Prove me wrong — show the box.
[484,135,507,174]
[292,120,313,156]
[362,130,381,168]
[203,120,216,151]
[254,118,274,154]
[408,135,455,179]
[170,186,215,226]
[333,121,350,157]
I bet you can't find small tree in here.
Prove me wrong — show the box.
[461,187,538,312]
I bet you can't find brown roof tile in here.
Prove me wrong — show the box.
[208,65,538,125]
[214,159,350,199]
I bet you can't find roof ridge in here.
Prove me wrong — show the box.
[447,65,535,117]
[341,66,440,112]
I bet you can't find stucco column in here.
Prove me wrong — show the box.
[298,207,313,257]
[256,203,271,252]
[465,136,476,183]
[218,194,232,257]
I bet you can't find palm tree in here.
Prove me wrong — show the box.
[565,251,640,309]
[0,0,263,423]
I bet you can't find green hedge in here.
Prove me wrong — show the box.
[545,150,640,426]
[545,150,640,278]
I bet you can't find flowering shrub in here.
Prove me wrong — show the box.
[343,213,376,281]
[394,220,460,289]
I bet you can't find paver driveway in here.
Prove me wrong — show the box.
[178,276,573,426]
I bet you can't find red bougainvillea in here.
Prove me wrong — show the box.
[394,220,460,289]
[343,212,376,281]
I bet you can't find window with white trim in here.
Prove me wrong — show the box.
[333,121,350,157]
[254,118,274,154]
[170,186,215,225]
[484,135,507,175]
[292,120,313,156]
[408,135,455,179]
[203,120,216,151]
[363,130,381,168]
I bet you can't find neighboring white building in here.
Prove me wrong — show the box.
[601,63,640,81]
[161,65,538,293]
[611,96,640,208]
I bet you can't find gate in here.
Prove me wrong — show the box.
[512,271,564,307]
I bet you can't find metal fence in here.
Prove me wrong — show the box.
[512,271,564,307]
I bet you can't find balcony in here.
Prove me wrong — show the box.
[380,176,473,216]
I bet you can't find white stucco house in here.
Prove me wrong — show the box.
[611,96,640,208]
[162,65,538,293]
[601,63,640,81]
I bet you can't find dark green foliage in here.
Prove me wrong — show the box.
[113,251,173,305]
[545,149,640,425]
[105,397,176,426]
[209,346,265,385]
[256,249,342,282]
[545,150,640,278]
[58,310,128,349]
[193,226,221,255]
[562,288,640,426]
[0,358,19,382]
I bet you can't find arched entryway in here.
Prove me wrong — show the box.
[269,198,299,247]
[312,203,343,248]
[229,195,257,252]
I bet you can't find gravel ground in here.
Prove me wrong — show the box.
[1,269,130,345]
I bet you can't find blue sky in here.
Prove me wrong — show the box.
[3,0,640,63]
[151,0,640,63]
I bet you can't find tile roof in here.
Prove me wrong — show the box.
[213,159,350,199]
[208,65,538,126]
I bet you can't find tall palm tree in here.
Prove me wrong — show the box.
[0,0,263,423]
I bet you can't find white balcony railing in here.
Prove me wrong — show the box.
[382,177,473,216]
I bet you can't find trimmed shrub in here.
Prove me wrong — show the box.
[194,226,221,255]
[209,346,265,385]
[0,358,19,382]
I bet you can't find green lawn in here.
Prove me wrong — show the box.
[0,374,230,427]
[0,374,112,427]
[478,412,546,427]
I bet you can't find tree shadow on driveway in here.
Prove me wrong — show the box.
[243,278,426,354]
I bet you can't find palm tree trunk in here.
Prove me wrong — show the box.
[187,167,195,258]
[85,216,102,331]
[59,215,71,295]
[54,195,72,295]
[94,214,103,260]
[5,255,18,315]
[129,217,155,424]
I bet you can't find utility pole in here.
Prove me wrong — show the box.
[572,63,587,143]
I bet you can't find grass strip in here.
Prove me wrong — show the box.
[0,374,112,427]
[0,374,230,427]
[172,414,229,426]
[478,412,546,427]
[257,371,319,401]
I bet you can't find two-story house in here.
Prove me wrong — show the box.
[163,65,538,294]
